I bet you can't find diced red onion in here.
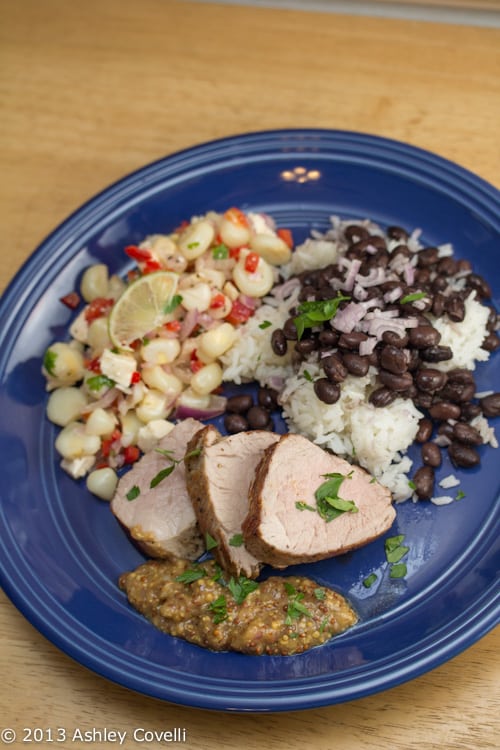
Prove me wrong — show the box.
[342,259,362,292]
[403,263,415,285]
[174,394,227,421]
[359,337,378,356]
[384,286,403,303]
[81,387,120,414]
[180,309,199,340]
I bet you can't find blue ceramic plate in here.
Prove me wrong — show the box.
[0,130,499,712]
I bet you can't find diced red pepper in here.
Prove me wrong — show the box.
[123,445,140,465]
[225,298,255,326]
[224,207,249,227]
[127,269,140,282]
[94,459,109,469]
[130,371,141,385]
[190,349,204,373]
[244,251,260,274]
[229,246,242,260]
[210,293,226,309]
[277,227,294,248]
[60,291,81,309]
[125,245,152,262]
[174,219,189,233]
[84,356,102,373]
[84,297,114,323]
[143,259,161,274]
[165,320,182,333]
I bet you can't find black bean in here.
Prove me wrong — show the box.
[448,442,480,468]
[226,394,254,413]
[369,387,397,407]
[318,329,339,347]
[378,369,414,392]
[452,422,483,445]
[412,466,435,500]
[342,352,370,377]
[409,325,441,349]
[428,401,462,420]
[422,442,442,467]
[344,224,370,243]
[445,295,465,322]
[314,378,340,404]
[431,276,448,293]
[381,330,409,348]
[466,272,491,299]
[387,226,409,241]
[257,387,279,410]
[431,293,446,318]
[415,368,448,393]
[298,285,317,302]
[482,332,500,352]
[283,318,298,340]
[417,246,440,267]
[338,331,368,351]
[271,328,287,356]
[322,353,348,383]
[416,418,433,443]
[437,257,458,276]
[456,259,472,273]
[379,345,408,374]
[480,393,500,417]
[414,390,434,409]
[460,402,482,421]
[406,349,421,371]
[246,405,271,429]
[437,422,455,441]
[439,381,476,404]
[420,345,453,363]
[224,413,249,434]
[486,307,499,331]
[447,369,475,385]
[295,338,317,355]
[414,268,431,284]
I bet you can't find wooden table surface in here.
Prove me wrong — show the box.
[1,1,499,747]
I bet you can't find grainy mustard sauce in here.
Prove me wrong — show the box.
[119,558,357,655]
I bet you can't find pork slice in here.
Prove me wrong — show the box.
[111,418,204,559]
[243,433,396,567]
[185,425,280,578]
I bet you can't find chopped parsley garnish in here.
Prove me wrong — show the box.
[385,534,409,579]
[295,501,316,512]
[303,369,313,382]
[400,291,427,305]
[293,294,350,340]
[126,485,140,501]
[258,320,272,329]
[314,471,357,522]
[229,533,244,547]
[205,532,218,551]
[408,479,417,490]
[175,567,206,584]
[187,241,200,249]
[285,590,312,624]
[314,588,326,601]
[212,243,229,259]
[209,594,228,624]
[43,349,57,376]
[456,489,466,500]
[163,294,183,314]
[228,576,258,605]
[150,464,176,488]
[363,573,378,589]
[86,374,116,391]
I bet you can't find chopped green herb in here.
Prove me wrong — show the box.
[293,294,350,340]
[184,447,202,460]
[389,563,408,579]
[315,472,357,522]
[258,320,272,329]
[212,243,229,259]
[314,588,326,601]
[456,490,466,500]
[384,535,406,554]
[209,594,228,624]
[149,464,175,488]
[229,533,244,547]
[205,532,218,551]
[43,349,57,376]
[175,567,205,584]
[408,480,416,490]
[187,241,200,249]
[386,545,409,564]
[319,616,329,634]
[303,369,313,382]
[211,564,225,584]
[363,573,378,589]
[126,485,140,501]
[369,476,377,484]
[284,582,296,596]
[295,501,316,512]
[400,291,428,305]
[86,374,116,391]
[163,294,183,314]
[285,592,312,624]
[228,576,258,605]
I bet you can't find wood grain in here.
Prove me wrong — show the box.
[1,1,499,747]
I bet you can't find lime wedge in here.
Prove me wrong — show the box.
[108,271,179,349]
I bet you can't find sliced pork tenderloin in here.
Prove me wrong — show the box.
[111,418,204,559]
[184,425,280,578]
[243,433,395,567]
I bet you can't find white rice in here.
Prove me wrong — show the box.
[431,294,490,371]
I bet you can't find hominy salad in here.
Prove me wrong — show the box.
[42,208,293,500]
